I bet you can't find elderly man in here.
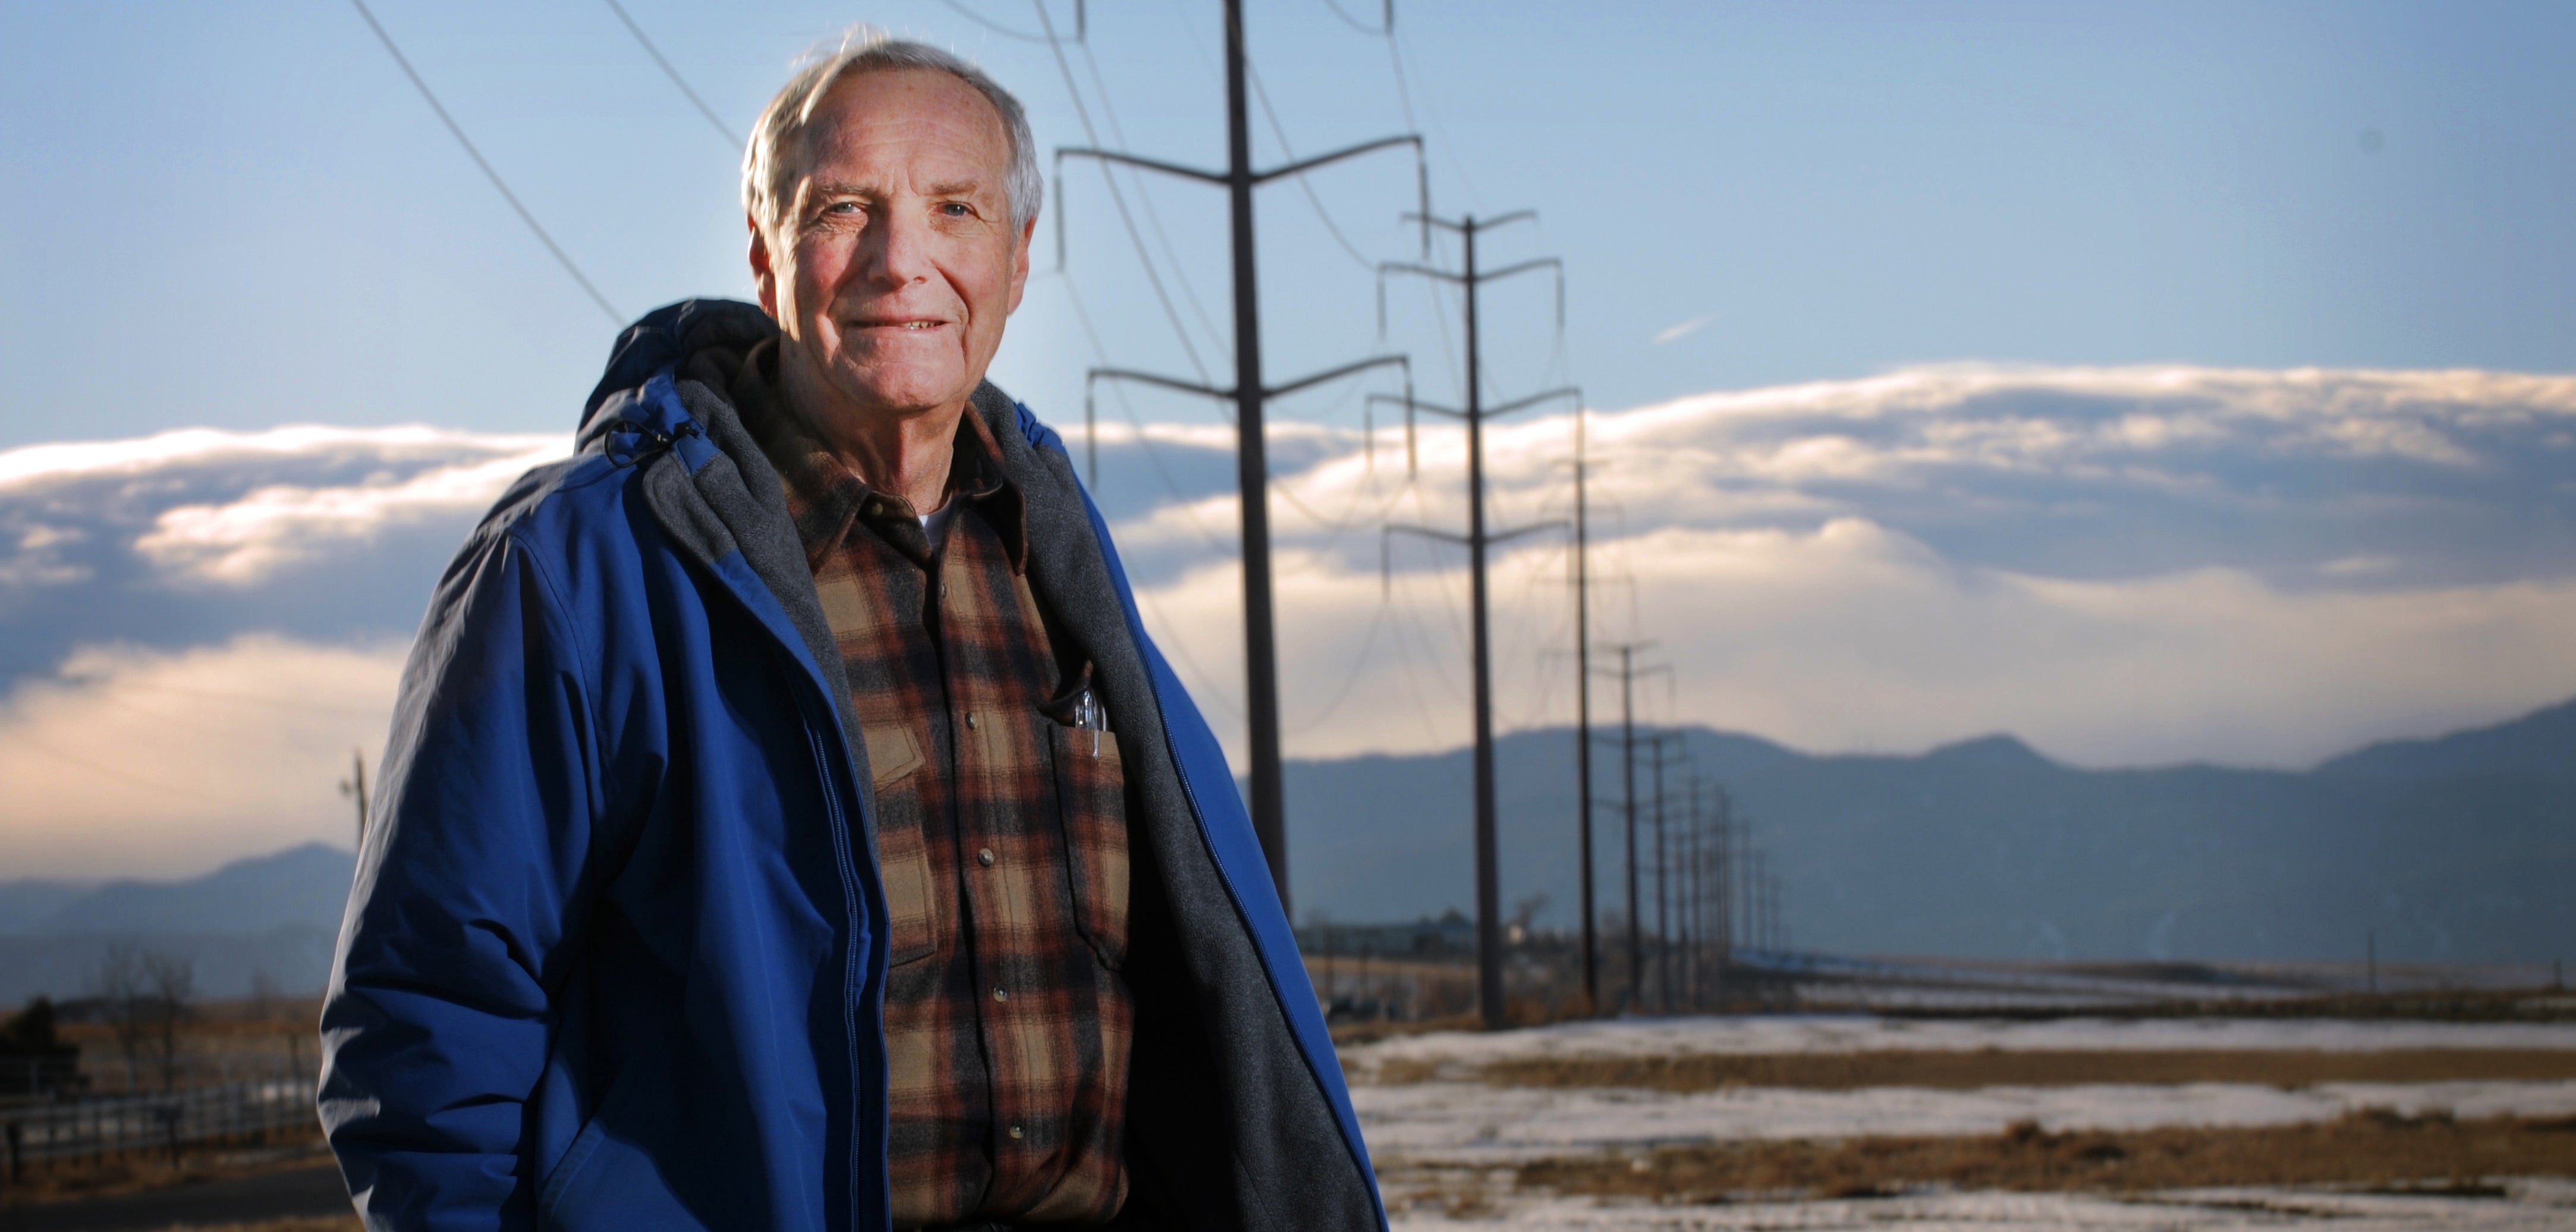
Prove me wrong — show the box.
[320,35,1379,1232]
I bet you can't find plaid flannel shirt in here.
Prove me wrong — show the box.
[741,348,1134,1228]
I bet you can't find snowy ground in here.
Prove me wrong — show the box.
[1348,1018,2576,1228]
[1355,1077,2576,1165]
[1383,1180,2576,1230]
[1344,1015,2576,1081]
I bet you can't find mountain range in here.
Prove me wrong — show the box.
[1,698,2567,1006]
[1285,696,2575,966]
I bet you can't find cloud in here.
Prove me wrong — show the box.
[1652,315,1715,345]
[0,635,401,878]
[0,426,568,683]
[1092,363,2576,770]
[134,443,567,584]
[1128,520,2576,771]
[1199,363,2576,595]
[5,364,2575,875]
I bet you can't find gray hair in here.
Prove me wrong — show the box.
[742,29,1041,241]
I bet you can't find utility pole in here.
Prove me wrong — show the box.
[1062,0,1425,916]
[1646,733,1675,1012]
[338,749,369,851]
[1593,642,1656,1011]
[1378,215,1570,1032]
[1710,783,1733,1002]
[1572,403,1597,1014]
[1683,777,1701,1010]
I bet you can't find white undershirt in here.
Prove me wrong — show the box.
[920,502,955,552]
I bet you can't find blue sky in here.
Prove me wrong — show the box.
[5,1,2572,447]
[4,2,2575,878]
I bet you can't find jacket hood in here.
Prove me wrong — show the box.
[578,298,778,448]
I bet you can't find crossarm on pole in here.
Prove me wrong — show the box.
[1485,385,1583,418]
[1380,522,1468,595]
[1265,354,1410,400]
[1056,146,1228,186]
[1254,134,1422,186]
[1084,367,1236,488]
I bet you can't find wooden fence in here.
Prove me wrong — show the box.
[2,1071,319,1184]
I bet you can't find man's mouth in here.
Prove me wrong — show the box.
[853,318,946,331]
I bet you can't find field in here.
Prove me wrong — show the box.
[1344,1013,2576,1228]
[13,998,2576,1228]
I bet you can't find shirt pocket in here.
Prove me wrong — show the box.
[863,721,939,967]
[1047,719,1130,971]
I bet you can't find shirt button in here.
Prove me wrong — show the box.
[965,712,979,730]
[1008,1124,1024,1140]
[992,987,1009,1003]
[977,847,996,867]
[864,499,880,516]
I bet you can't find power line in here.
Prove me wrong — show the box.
[942,0,1058,43]
[347,0,623,326]
[1074,32,1234,362]
[1320,0,1391,36]
[1244,63,1377,270]
[0,730,211,800]
[1034,0,1219,384]
[1047,268,1233,554]
[1284,593,1394,738]
[603,0,738,147]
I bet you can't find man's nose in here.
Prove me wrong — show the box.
[857,203,935,290]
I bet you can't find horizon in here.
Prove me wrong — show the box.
[5,681,2561,890]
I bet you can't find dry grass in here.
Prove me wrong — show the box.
[0,1135,329,1206]
[1476,1047,2576,1092]
[1517,1107,2576,1202]
[161,1220,358,1232]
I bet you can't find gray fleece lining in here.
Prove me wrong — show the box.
[974,384,1377,1231]
[664,379,875,794]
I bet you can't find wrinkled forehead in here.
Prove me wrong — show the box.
[795,67,1011,191]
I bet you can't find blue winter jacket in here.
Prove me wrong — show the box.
[319,301,1384,1231]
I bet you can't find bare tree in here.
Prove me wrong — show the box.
[93,939,147,1092]
[141,949,194,1092]
[1508,893,1551,944]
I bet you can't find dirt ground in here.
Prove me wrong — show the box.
[1515,1107,2576,1202]
[1470,1047,2576,1092]
[0,1137,329,1208]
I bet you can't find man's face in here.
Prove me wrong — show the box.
[753,68,1032,424]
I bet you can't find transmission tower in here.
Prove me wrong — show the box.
[1375,211,1572,1030]
[1059,0,1425,913]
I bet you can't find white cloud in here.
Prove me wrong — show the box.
[0,425,569,589]
[1652,315,1714,345]
[5,363,2575,876]
[0,635,402,878]
[1130,520,2576,771]
[133,443,568,584]
[0,425,562,493]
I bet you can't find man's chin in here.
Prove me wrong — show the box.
[822,366,974,420]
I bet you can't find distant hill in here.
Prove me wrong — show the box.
[29,842,355,936]
[2314,697,2576,782]
[1284,699,2576,966]
[6,700,2565,1007]
[0,844,354,1005]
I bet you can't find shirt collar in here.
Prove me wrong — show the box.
[738,341,1026,573]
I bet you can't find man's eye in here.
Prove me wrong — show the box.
[941,202,971,217]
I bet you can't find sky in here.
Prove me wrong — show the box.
[3,1,2575,878]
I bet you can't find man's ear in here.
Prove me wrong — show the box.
[1006,216,1036,316]
[748,215,781,319]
